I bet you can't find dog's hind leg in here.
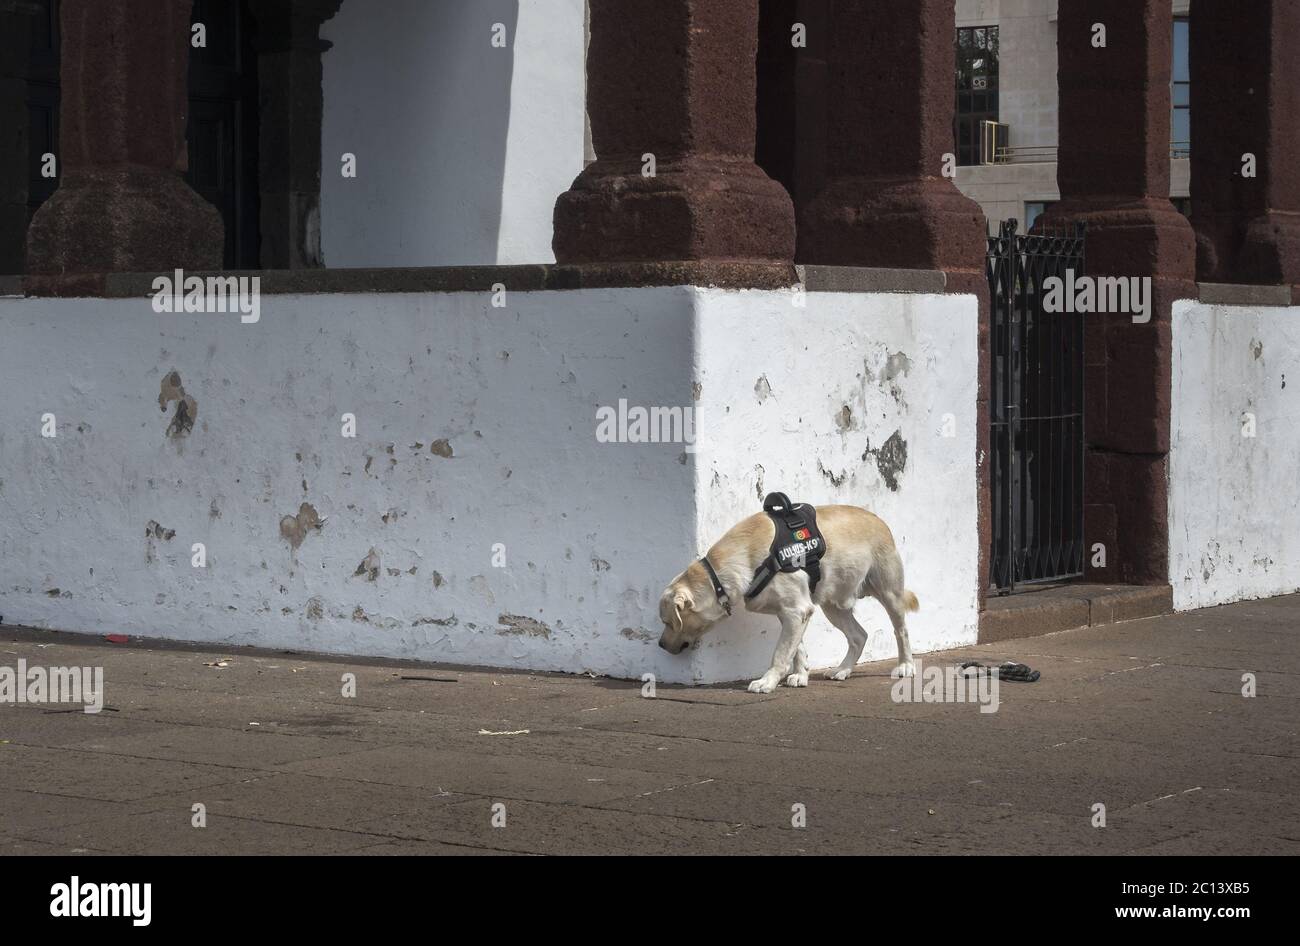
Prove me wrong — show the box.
[784,642,810,688]
[866,549,916,678]
[879,591,915,678]
[821,604,868,681]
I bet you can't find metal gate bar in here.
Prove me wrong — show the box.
[987,219,1086,593]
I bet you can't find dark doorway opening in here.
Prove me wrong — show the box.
[755,0,827,216]
[24,0,59,225]
[187,0,261,269]
[18,0,261,270]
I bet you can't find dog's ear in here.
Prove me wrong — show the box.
[671,588,694,629]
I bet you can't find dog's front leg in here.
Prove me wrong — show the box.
[748,606,812,694]
[785,642,810,688]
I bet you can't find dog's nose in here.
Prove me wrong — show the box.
[658,639,669,651]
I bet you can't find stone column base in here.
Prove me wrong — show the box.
[26,166,224,276]
[1237,210,1300,287]
[553,156,795,263]
[797,177,987,271]
[1084,452,1169,585]
[1039,198,1195,278]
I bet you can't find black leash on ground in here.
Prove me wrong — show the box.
[958,660,1041,683]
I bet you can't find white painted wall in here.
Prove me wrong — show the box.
[1169,300,1300,610]
[683,290,981,682]
[319,0,587,267]
[0,287,980,684]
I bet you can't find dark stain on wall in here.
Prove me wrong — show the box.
[158,370,197,438]
[863,429,908,491]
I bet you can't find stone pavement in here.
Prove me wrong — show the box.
[1,595,1297,855]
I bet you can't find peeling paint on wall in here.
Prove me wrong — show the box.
[883,351,912,381]
[818,461,847,487]
[354,548,381,582]
[835,404,853,431]
[145,519,176,564]
[863,430,909,492]
[497,613,551,638]
[279,503,323,549]
[412,614,458,627]
[145,521,176,541]
[158,370,197,438]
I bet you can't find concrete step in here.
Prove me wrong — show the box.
[979,583,1173,644]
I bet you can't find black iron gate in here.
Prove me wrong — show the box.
[987,219,1087,593]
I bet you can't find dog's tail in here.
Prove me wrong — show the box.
[903,590,920,613]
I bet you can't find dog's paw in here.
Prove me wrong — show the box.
[784,671,809,688]
[825,667,852,681]
[747,677,777,694]
[892,661,916,679]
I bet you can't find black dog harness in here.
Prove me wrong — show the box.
[699,492,827,613]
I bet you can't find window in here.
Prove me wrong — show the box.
[1172,17,1190,157]
[1025,201,1055,231]
[955,26,1000,167]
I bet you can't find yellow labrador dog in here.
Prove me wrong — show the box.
[658,497,918,693]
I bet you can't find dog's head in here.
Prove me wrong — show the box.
[657,566,726,654]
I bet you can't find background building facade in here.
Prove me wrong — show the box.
[955,0,1192,229]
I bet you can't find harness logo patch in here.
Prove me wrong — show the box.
[792,528,811,541]
[777,538,820,564]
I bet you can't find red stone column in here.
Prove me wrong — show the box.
[25,0,223,282]
[795,0,987,276]
[795,0,990,601]
[1191,0,1300,291]
[1042,0,1196,586]
[552,0,795,264]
